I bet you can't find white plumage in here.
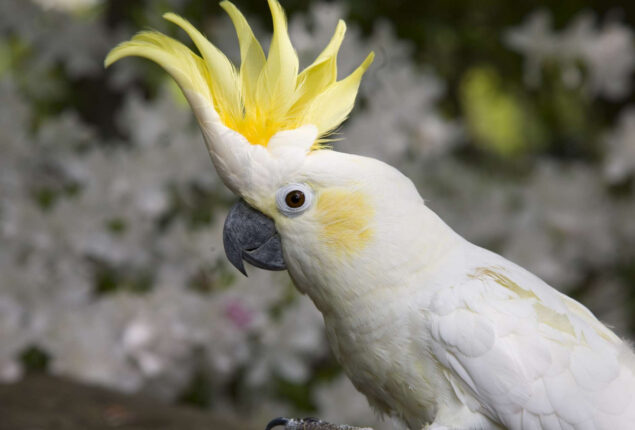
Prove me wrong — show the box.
[105,2,635,427]
[277,150,635,430]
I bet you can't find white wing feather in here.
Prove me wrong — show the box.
[428,244,635,430]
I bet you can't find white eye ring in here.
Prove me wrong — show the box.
[276,183,314,217]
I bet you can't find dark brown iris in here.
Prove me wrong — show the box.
[285,190,305,208]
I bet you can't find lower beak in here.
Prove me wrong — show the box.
[223,199,286,276]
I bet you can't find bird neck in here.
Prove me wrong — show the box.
[291,205,462,318]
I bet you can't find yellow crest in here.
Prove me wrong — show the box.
[105,0,374,148]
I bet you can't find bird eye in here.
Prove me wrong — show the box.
[276,183,313,217]
[285,190,305,208]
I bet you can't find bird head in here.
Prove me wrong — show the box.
[106,0,447,309]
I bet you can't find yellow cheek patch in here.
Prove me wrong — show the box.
[315,188,374,257]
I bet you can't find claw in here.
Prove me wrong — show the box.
[266,417,290,430]
[264,417,373,430]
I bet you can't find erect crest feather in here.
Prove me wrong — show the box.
[105,0,373,149]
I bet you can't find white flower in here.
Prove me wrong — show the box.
[246,296,326,386]
[604,107,635,182]
[32,0,102,13]
[505,9,635,99]
[503,162,616,288]
[504,10,558,87]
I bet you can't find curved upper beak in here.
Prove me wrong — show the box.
[223,200,287,276]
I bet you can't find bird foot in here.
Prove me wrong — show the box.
[265,417,373,430]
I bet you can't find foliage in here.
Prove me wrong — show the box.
[0,0,633,428]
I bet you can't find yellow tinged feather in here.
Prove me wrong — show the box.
[563,297,621,343]
[470,267,621,342]
[255,0,298,119]
[290,20,346,117]
[105,0,373,149]
[104,31,212,103]
[220,1,266,110]
[303,52,374,136]
[316,188,374,257]
[533,302,576,337]
[313,20,347,65]
[289,58,336,117]
[470,267,537,300]
[162,13,241,122]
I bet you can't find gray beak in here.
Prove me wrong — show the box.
[223,199,287,276]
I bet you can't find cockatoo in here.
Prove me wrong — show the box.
[105,1,635,429]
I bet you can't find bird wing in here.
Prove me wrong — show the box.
[427,250,635,429]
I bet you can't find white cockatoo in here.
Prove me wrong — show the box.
[106,1,635,429]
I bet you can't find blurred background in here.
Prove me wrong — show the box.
[1,0,634,429]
